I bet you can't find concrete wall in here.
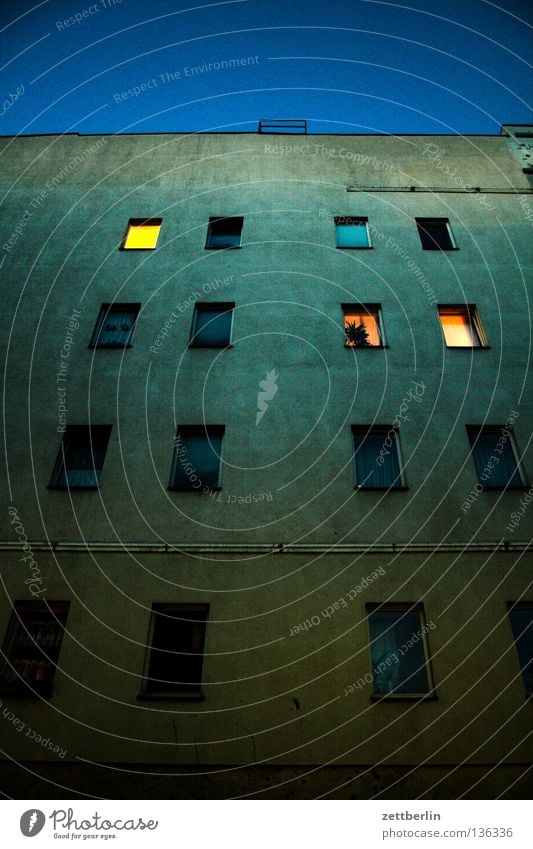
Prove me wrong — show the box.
[0,131,531,798]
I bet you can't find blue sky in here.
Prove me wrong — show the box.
[1,0,532,135]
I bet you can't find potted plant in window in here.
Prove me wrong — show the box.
[345,321,371,347]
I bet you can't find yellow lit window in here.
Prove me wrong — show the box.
[123,218,161,250]
[438,306,486,347]
[343,304,383,347]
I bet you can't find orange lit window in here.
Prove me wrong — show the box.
[343,304,383,347]
[123,218,162,249]
[438,306,486,347]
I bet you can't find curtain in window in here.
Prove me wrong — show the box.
[469,430,522,488]
[62,468,100,487]
[172,431,223,490]
[192,308,232,346]
[98,311,135,346]
[440,313,478,347]
[0,604,68,693]
[368,609,430,694]
[509,609,533,692]
[353,431,401,488]
[336,222,369,248]
[124,223,160,249]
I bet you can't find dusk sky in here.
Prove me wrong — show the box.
[1,0,532,136]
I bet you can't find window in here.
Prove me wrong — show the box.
[467,426,527,489]
[342,303,383,347]
[438,305,487,348]
[416,218,457,250]
[141,603,209,698]
[366,603,434,697]
[205,216,243,249]
[90,303,140,348]
[508,603,533,695]
[170,426,224,491]
[49,425,112,489]
[352,426,404,489]
[189,302,234,348]
[335,216,371,248]
[0,601,70,696]
[122,218,161,249]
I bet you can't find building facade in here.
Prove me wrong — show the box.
[0,126,532,799]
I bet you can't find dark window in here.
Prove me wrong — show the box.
[334,216,371,248]
[49,425,112,489]
[508,604,533,695]
[205,216,243,249]
[0,601,70,696]
[190,302,234,348]
[438,305,487,348]
[170,426,224,491]
[142,603,209,697]
[342,303,383,347]
[90,303,140,348]
[467,426,526,489]
[367,604,433,696]
[416,218,456,250]
[352,426,403,489]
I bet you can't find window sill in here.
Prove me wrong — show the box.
[354,486,408,491]
[0,684,53,698]
[119,247,157,251]
[479,485,531,491]
[445,345,490,350]
[188,343,233,349]
[204,245,242,250]
[47,485,100,491]
[137,692,205,701]
[336,246,373,250]
[345,344,389,349]
[370,692,437,702]
[167,486,222,492]
[421,247,459,251]
[88,344,133,350]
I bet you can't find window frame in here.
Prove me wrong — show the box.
[342,303,385,348]
[366,602,436,700]
[334,215,372,249]
[351,425,407,490]
[0,600,70,697]
[466,425,528,490]
[205,216,244,250]
[169,425,225,492]
[189,302,235,349]
[415,217,458,251]
[89,303,141,349]
[507,602,533,697]
[121,218,162,251]
[437,304,488,348]
[139,603,209,700]
[49,425,112,490]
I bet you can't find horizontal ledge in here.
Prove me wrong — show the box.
[137,693,205,701]
[369,693,438,702]
[346,186,533,194]
[0,541,530,554]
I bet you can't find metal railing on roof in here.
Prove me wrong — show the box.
[258,119,307,134]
